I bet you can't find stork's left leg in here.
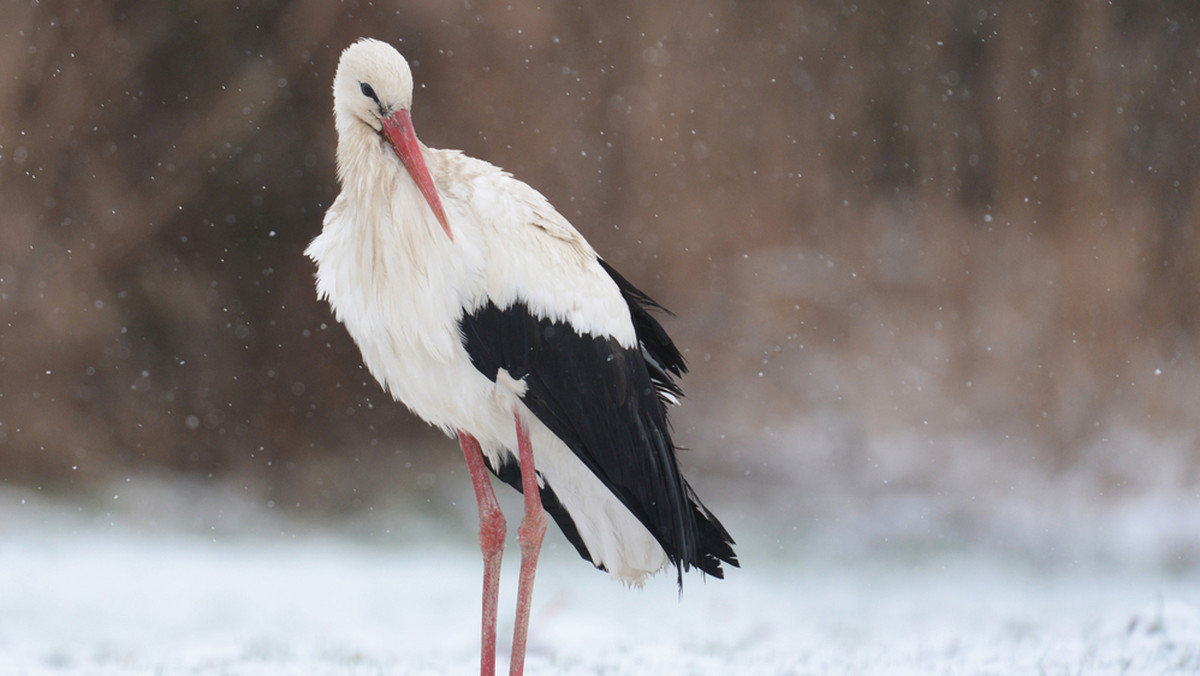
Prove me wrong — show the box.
[458,431,505,676]
[509,411,547,676]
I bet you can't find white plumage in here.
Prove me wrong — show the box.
[307,40,663,581]
[306,38,735,676]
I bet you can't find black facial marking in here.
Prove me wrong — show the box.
[359,82,379,102]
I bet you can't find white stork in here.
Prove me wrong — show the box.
[306,38,737,675]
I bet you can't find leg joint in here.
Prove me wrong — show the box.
[479,507,507,557]
[517,510,547,554]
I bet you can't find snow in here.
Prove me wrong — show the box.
[2,490,1199,675]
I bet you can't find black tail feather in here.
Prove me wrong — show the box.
[685,482,739,578]
[599,258,737,582]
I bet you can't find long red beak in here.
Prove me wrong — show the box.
[381,110,453,241]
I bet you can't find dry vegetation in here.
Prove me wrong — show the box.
[1,1,1197,512]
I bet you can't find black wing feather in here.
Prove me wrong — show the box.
[458,261,737,582]
[597,259,686,379]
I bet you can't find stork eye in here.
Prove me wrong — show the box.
[360,82,378,101]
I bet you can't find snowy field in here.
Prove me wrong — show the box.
[2,487,1199,675]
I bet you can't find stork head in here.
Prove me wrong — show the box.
[333,38,452,241]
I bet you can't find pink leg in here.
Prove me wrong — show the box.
[509,412,548,676]
[458,430,505,676]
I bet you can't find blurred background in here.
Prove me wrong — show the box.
[2,1,1198,564]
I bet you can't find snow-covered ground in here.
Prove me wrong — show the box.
[2,487,1199,675]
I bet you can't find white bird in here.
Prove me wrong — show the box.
[306,38,737,676]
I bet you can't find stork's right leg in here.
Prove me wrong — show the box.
[458,431,505,676]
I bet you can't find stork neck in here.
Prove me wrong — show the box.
[334,119,389,195]
[331,129,452,286]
